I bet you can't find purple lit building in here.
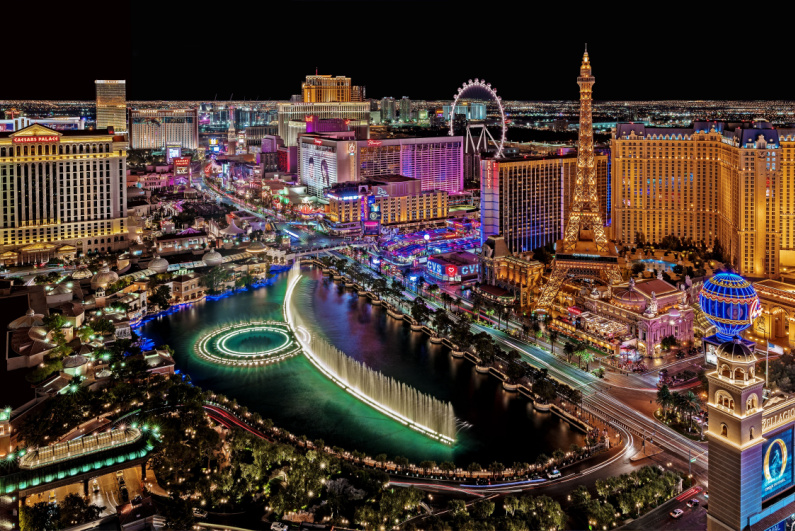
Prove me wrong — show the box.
[298,134,463,197]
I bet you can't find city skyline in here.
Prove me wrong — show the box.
[6,1,792,102]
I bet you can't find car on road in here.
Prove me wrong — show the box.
[120,486,129,502]
[193,508,208,518]
[547,469,562,479]
[687,498,700,508]
[670,509,684,519]
[92,479,100,493]
[48,492,56,504]
[270,523,289,531]
[116,470,124,480]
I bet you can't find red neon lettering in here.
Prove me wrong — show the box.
[367,140,382,147]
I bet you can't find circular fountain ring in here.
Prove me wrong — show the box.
[194,321,301,366]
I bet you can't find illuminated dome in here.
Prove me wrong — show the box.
[148,255,170,274]
[91,262,119,290]
[247,240,267,254]
[699,272,761,341]
[202,249,223,267]
[71,268,93,280]
[716,337,755,363]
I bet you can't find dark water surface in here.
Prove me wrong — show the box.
[139,267,584,464]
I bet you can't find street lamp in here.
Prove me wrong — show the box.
[423,233,430,256]
[758,320,769,388]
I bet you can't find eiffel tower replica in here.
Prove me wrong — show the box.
[536,46,622,312]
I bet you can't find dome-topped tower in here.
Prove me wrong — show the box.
[699,272,761,341]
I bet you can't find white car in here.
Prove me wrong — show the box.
[547,469,562,479]
[670,509,684,519]
[271,523,289,531]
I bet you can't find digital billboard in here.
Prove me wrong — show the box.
[166,144,182,163]
[174,157,191,175]
[763,427,794,499]
[300,143,338,196]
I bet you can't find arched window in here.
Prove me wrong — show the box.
[79,145,84,154]
[734,367,746,381]
[750,427,755,439]
[747,394,758,412]
[721,424,728,437]
[37,145,42,155]
[721,365,732,378]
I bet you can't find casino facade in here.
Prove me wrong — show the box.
[0,124,128,263]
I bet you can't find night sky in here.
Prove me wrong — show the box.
[7,2,789,102]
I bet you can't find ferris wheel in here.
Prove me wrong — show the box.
[448,79,507,158]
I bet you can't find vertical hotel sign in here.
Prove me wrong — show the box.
[485,160,498,189]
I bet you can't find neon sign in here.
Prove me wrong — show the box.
[367,140,382,147]
[13,135,59,143]
[446,265,457,277]
[313,138,323,145]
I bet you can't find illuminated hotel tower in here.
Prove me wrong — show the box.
[95,80,127,133]
[535,47,621,311]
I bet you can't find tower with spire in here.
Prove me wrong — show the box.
[536,47,622,311]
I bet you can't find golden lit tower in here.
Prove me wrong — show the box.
[536,47,622,312]
[563,45,609,252]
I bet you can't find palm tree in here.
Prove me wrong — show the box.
[440,292,451,310]
[577,347,595,372]
[656,385,672,419]
[549,330,559,357]
[455,296,463,312]
[563,342,576,364]
[678,390,702,429]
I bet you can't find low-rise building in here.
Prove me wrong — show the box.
[170,274,204,304]
[479,235,544,309]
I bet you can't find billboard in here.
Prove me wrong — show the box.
[166,144,182,163]
[174,157,191,175]
[301,142,338,196]
[763,427,794,499]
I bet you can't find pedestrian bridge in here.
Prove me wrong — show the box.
[0,426,160,496]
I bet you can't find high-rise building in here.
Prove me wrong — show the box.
[302,75,352,103]
[535,47,622,311]
[277,102,370,146]
[611,120,791,278]
[129,109,198,150]
[298,135,463,197]
[380,98,396,122]
[0,124,128,260]
[95,80,127,133]
[479,154,610,253]
[400,97,411,122]
[351,86,366,102]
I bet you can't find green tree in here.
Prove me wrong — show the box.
[58,493,104,528]
[150,284,172,310]
[20,502,60,531]
[42,313,66,332]
[447,499,468,517]
[472,498,495,520]
[92,318,116,335]
[201,265,231,293]
[548,329,559,357]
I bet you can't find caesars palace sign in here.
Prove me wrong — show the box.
[764,406,795,433]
